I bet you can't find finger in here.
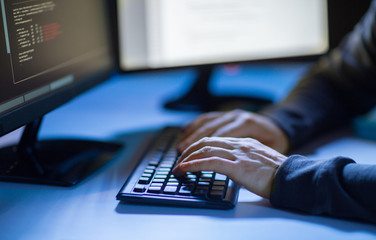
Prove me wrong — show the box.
[211,121,245,138]
[176,138,235,165]
[178,114,222,152]
[211,111,260,137]
[180,112,222,140]
[172,157,236,177]
[180,145,236,164]
[178,114,237,152]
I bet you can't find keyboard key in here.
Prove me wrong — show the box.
[150,183,163,187]
[197,181,210,186]
[152,178,165,183]
[164,186,177,194]
[199,177,211,182]
[211,185,225,191]
[142,173,152,178]
[144,169,154,174]
[194,187,209,199]
[160,163,174,168]
[168,178,178,182]
[201,173,213,178]
[146,165,156,170]
[209,190,225,200]
[148,186,162,193]
[180,184,194,192]
[187,174,197,179]
[178,188,192,196]
[215,173,227,181]
[181,181,195,188]
[133,184,146,193]
[148,160,159,166]
[149,152,163,164]
[166,182,179,186]
[213,181,226,186]
[161,159,174,163]
[138,177,150,184]
[154,174,168,179]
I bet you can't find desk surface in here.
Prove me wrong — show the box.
[1,64,376,240]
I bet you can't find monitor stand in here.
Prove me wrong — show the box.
[164,65,272,112]
[0,118,122,186]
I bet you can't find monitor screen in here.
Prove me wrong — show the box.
[117,0,329,71]
[0,0,114,136]
[0,0,119,186]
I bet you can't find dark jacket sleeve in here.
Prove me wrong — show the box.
[263,1,376,224]
[270,155,376,224]
[261,0,376,150]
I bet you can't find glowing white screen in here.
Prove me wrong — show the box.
[118,0,328,70]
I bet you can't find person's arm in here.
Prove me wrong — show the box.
[173,136,376,224]
[271,155,376,224]
[177,2,376,155]
[261,0,376,150]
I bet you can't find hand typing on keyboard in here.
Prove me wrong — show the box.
[173,136,287,199]
[177,109,289,154]
[117,127,240,208]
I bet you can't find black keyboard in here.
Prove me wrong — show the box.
[116,127,240,209]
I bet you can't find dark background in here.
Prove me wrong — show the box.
[328,0,372,48]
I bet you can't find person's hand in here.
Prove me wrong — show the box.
[172,137,287,198]
[178,109,289,154]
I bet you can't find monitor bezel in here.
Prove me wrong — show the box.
[0,69,114,137]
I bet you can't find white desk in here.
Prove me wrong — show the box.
[1,64,376,240]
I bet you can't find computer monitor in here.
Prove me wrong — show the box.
[0,0,121,185]
[116,0,329,111]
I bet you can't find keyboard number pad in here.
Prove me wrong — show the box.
[133,168,229,201]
